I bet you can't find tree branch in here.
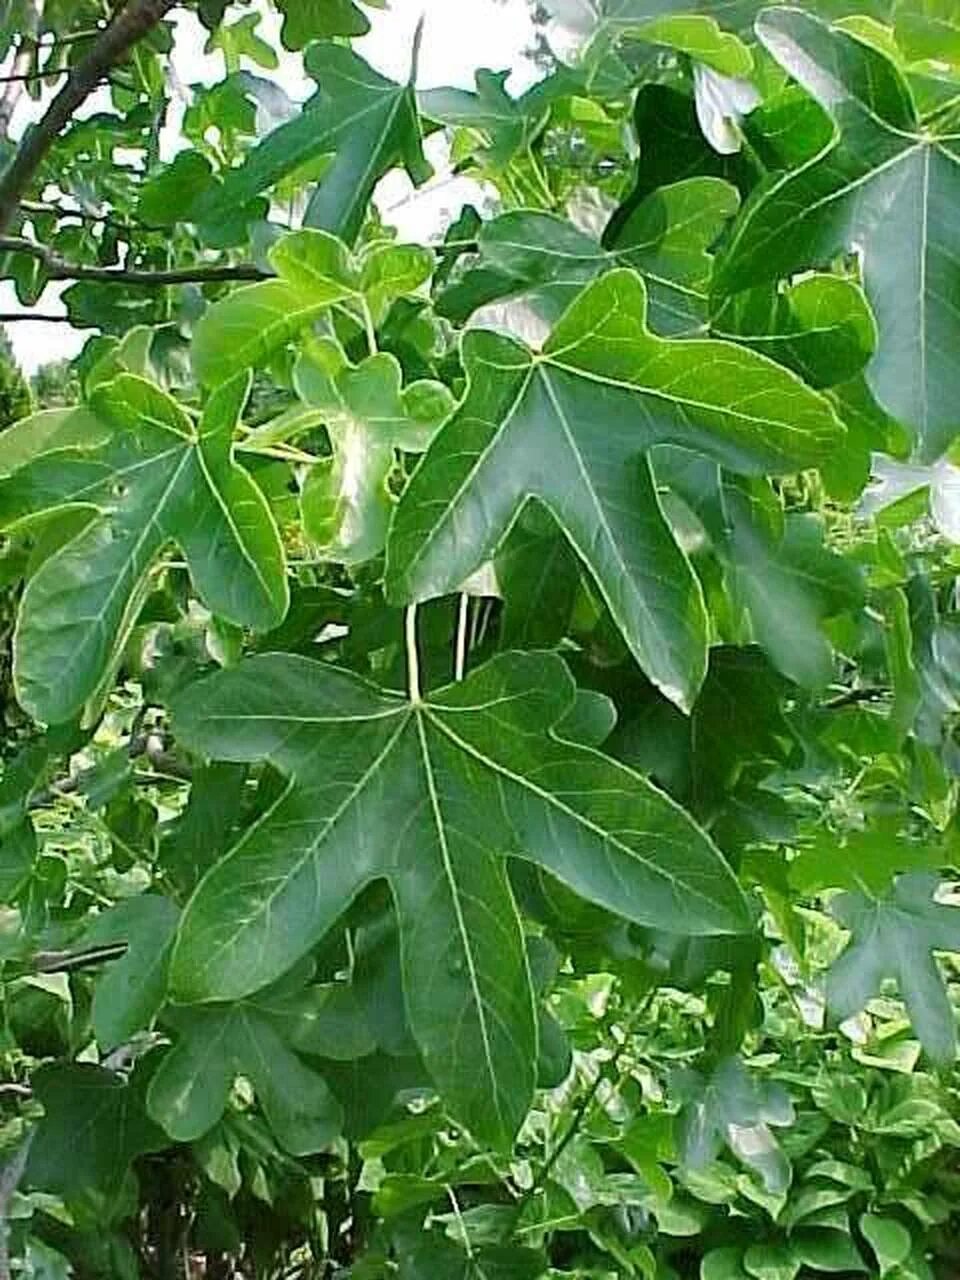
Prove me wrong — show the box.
[0,235,268,285]
[0,312,78,322]
[0,0,180,232]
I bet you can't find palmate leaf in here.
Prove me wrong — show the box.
[0,373,287,725]
[294,339,455,564]
[168,649,750,1148]
[388,269,842,711]
[147,965,344,1155]
[437,178,741,336]
[825,871,960,1064]
[672,1055,795,1193]
[192,42,430,244]
[192,229,433,388]
[716,6,960,461]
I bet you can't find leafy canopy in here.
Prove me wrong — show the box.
[2,0,960,1277]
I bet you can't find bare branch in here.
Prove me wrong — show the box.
[0,235,269,285]
[0,0,180,232]
[0,312,77,322]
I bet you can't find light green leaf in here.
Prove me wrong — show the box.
[633,15,754,76]
[712,274,877,389]
[169,649,750,1148]
[192,44,430,244]
[0,373,288,724]
[826,871,960,1064]
[295,341,454,564]
[205,12,278,73]
[717,6,960,460]
[390,270,842,710]
[192,231,432,388]
[0,405,107,474]
[276,0,372,48]
[702,1247,750,1280]
[861,1213,912,1276]
[743,1243,801,1280]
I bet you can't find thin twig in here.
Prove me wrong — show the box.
[0,234,269,285]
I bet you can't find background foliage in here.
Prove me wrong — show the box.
[1,1,960,1278]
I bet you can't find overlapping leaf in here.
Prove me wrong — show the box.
[147,966,344,1155]
[826,871,960,1063]
[673,1055,795,1193]
[388,269,843,710]
[0,373,287,724]
[294,339,454,564]
[437,178,740,336]
[192,42,430,243]
[717,6,960,460]
[169,649,750,1147]
[192,229,433,387]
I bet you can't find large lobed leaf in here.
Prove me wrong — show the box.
[387,268,843,711]
[169,649,751,1148]
[0,373,287,724]
[717,6,960,460]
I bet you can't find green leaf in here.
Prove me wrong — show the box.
[79,896,179,1052]
[276,0,372,48]
[169,649,750,1148]
[826,871,960,1063]
[192,231,432,388]
[711,275,877,389]
[743,1243,801,1280]
[673,1055,795,1193]
[388,270,842,711]
[147,970,343,1155]
[860,1213,912,1276]
[632,15,754,76]
[0,405,106,473]
[791,1228,865,1274]
[702,1247,750,1280]
[192,44,430,244]
[720,478,865,689]
[192,230,355,388]
[206,12,278,73]
[438,178,741,336]
[26,1064,166,1215]
[717,6,960,460]
[894,1,960,70]
[295,341,454,564]
[0,373,288,724]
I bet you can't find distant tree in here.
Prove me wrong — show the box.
[0,326,32,427]
[31,356,79,408]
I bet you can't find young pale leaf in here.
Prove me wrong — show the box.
[295,340,454,564]
[826,871,960,1064]
[717,6,960,460]
[438,178,740,336]
[388,269,843,711]
[192,43,430,243]
[0,373,287,724]
[192,230,432,388]
[632,14,754,76]
[860,1213,912,1277]
[169,650,750,1148]
[147,975,343,1155]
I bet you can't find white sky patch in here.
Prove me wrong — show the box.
[2,0,538,373]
